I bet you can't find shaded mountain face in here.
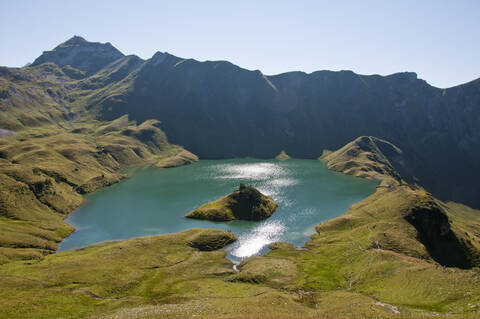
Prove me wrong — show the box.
[2,37,480,208]
[96,51,480,208]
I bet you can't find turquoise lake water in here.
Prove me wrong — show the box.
[59,159,377,261]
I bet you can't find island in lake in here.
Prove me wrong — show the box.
[186,184,278,221]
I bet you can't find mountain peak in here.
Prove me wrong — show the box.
[61,35,87,46]
[32,36,124,75]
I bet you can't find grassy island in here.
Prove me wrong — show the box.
[186,184,278,221]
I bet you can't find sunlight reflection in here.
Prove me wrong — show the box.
[230,221,286,258]
[214,162,285,180]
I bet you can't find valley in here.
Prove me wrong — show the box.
[0,36,479,319]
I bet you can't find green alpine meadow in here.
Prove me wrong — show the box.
[1,2,480,318]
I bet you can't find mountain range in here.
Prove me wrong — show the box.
[1,36,479,207]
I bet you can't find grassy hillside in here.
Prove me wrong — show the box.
[319,136,404,184]
[0,117,197,264]
[1,183,479,319]
[0,63,74,131]
[0,229,242,319]
[1,135,479,318]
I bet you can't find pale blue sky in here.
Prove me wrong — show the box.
[1,0,479,88]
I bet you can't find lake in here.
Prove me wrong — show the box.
[59,159,377,261]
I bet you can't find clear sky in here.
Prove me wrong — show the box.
[1,0,479,88]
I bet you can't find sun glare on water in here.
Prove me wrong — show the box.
[215,162,284,180]
[230,220,286,258]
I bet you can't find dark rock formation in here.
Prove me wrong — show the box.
[405,198,478,269]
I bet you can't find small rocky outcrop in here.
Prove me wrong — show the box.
[275,150,291,160]
[186,184,278,221]
[187,229,237,251]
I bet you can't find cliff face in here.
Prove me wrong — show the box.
[2,36,480,207]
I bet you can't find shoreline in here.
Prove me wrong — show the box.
[56,158,378,261]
